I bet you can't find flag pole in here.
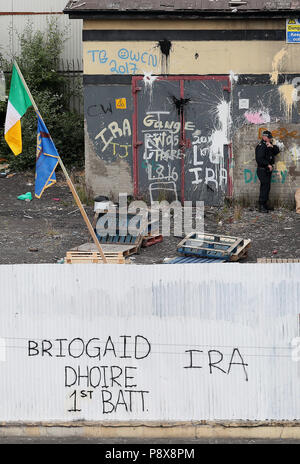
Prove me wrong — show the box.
[13,61,108,264]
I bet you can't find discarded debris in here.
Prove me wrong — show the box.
[142,234,163,248]
[94,195,110,212]
[296,188,300,213]
[18,192,32,201]
[29,248,38,252]
[67,208,80,215]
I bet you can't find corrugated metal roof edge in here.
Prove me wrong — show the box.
[63,9,299,19]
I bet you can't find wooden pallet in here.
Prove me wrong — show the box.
[143,228,160,238]
[95,232,143,247]
[94,211,147,243]
[65,251,126,264]
[230,239,252,262]
[257,258,300,263]
[177,232,246,260]
[145,220,159,236]
[71,242,140,257]
[142,234,163,247]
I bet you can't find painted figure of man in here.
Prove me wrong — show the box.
[255,130,280,213]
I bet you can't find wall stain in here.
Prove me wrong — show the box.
[172,96,191,116]
[278,83,296,122]
[157,39,172,74]
[270,48,288,85]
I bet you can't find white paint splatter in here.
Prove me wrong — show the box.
[143,72,158,104]
[229,70,238,86]
[143,72,158,87]
[209,100,231,173]
[274,140,285,151]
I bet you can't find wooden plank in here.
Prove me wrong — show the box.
[65,251,125,264]
[72,242,135,253]
[71,241,142,257]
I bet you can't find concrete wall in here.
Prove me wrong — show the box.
[82,18,300,205]
[0,263,299,424]
[232,77,300,205]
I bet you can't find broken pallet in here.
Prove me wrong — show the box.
[177,232,247,260]
[142,234,163,247]
[229,239,252,262]
[164,256,226,264]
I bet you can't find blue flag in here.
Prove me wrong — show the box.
[35,114,59,198]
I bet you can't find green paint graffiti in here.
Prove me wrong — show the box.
[244,169,287,184]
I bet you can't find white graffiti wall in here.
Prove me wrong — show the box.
[0,263,299,422]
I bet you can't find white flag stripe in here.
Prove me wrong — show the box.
[4,101,21,134]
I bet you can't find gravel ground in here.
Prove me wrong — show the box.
[0,172,299,265]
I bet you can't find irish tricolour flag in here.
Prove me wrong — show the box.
[4,64,32,155]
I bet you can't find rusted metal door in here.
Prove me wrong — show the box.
[132,76,232,205]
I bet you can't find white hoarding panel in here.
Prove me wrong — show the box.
[0,263,299,422]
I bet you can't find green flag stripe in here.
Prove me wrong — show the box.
[9,65,32,116]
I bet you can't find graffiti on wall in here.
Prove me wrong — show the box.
[189,132,228,189]
[187,100,230,195]
[235,64,300,191]
[87,48,159,75]
[142,111,185,201]
[1,264,299,421]
[95,118,132,160]
[28,335,151,415]
[244,168,288,184]
[27,336,249,416]
[141,99,231,201]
